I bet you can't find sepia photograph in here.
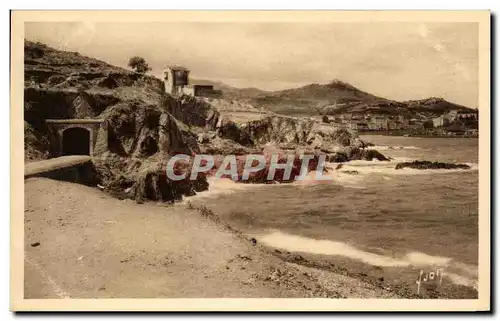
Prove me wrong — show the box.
[10,10,491,311]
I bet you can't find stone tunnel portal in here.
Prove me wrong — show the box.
[46,119,107,157]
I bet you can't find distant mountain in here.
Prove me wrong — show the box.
[403,97,475,116]
[199,79,476,118]
[190,79,270,100]
[259,80,393,116]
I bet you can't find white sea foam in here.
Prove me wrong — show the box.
[292,169,365,188]
[446,272,477,288]
[186,177,261,201]
[185,159,478,200]
[335,160,478,176]
[452,262,479,277]
[259,230,450,267]
[259,230,477,287]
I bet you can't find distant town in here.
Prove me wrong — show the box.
[322,109,479,137]
[160,65,479,138]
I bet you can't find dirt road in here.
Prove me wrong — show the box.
[24,178,396,299]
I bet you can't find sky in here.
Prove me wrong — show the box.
[25,21,479,108]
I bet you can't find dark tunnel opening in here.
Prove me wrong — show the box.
[62,127,91,155]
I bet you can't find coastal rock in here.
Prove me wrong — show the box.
[102,101,201,158]
[311,125,362,150]
[164,94,220,130]
[360,149,390,161]
[218,118,254,146]
[217,115,362,154]
[395,161,470,170]
[25,121,49,161]
[341,170,359,175]
[204,150,326,184]
[326,152,349,163]
[345,147,389,161]
[93,153,208,203]
[361,140,375,148]
[242,115,315,146]
[24,41,209,203]
[22,40,387,202]
[200,136,260,156]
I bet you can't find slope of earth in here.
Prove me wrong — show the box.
[403,97,476,119]
[24,40,218,202]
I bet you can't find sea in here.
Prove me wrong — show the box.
[188,135,479,298]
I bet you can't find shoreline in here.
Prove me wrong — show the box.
[24,175,478,299]
[187,200,478,300]
[24,177,397,299]
[23,149,478,299]
[184,162,479,300]
[358,131,479,138]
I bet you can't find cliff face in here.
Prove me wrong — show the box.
[218,115,362,153]
[164,95,220,130]
[24,41,213,201]
[24,41,220,158]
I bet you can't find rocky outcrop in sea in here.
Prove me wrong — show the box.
[395,161,470,170]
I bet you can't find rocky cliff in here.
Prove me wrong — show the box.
[24,41,216,202]
[24,41,381,203]
[215,115,382,161]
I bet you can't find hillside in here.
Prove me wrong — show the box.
[403,97,476,117]
[24,41,219,202]
[207,79,476,118]
[24,41,379,202]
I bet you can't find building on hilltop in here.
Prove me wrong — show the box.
[164,65,190,96]
[164,65,217,97]
[183,79,219,97]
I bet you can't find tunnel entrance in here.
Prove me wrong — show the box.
[46,119,106,157]
[62,127,91,155]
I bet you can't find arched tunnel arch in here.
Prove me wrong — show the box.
[62,127,91,155]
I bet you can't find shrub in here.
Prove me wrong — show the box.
[127,56,151,74]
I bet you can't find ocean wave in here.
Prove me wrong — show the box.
[259,230,477,288]
[185,159,478,201]
[292,169,366,189]
[367,145,421,151]
[185,178,262,201]
[335,160,478,176]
